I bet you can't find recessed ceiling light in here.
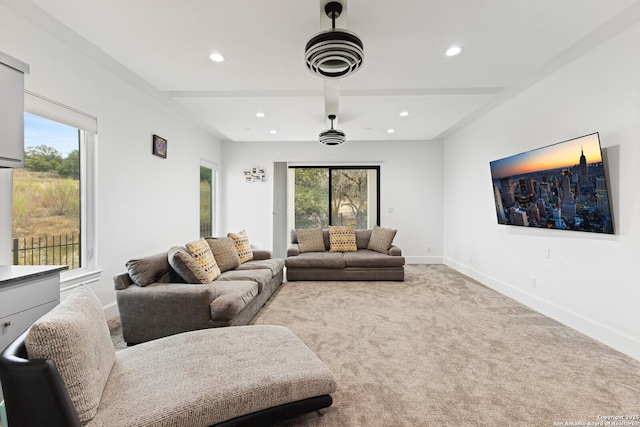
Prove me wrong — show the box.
[399,111,410,117]
[387,129,395,134]
[445,46,462,57]
[270,129,277,134]
[209,52,225,62]
[256,112,265,118]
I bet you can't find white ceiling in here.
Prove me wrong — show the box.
[26,0,640,143]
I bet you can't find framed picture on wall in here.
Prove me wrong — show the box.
[152,134,167,158]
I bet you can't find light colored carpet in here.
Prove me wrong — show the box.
[251,265,640,426]
[110,265,640,426]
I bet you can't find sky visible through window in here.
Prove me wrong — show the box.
[24,112,78,155]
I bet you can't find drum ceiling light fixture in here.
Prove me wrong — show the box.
[305,1,364,79]
[319,115,346,145]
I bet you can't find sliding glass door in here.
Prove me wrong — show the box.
[290,166,379,230]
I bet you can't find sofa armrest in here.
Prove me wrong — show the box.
[252,249,272,260]
[113,272,134,290]
[287,244,300,257]
[389,245,402,256]
[115,282,218,344]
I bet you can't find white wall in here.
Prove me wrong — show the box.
[221,140,444,263]
[0,3,221,315]
[443,20,640,360]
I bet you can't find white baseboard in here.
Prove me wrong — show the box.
[405,255,443,264]
[103,301,119,321]
[444,257,640,362]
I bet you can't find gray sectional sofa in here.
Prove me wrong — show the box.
[285,227,405,281]
[113,236,284,345]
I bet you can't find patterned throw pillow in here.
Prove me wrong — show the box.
[184,238,221,282]
[328,225,357,252]
[297,228,326,252]
[206,237,241,272]
[228,230,254,264]
[367,225,398,254]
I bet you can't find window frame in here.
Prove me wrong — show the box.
[200,159,218,237]
[20,93,100,289]
[288,165,381,231]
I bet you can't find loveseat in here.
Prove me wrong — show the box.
[114,232,284,344]
[285,226,405,281]
[0,286,337,427]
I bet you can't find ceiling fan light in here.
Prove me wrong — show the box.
[319,128,346,145]
[319,114,346,145]
[305,30,364,78]
[305,2,364,79]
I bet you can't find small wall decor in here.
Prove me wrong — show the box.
[152,134,167,158]
[244,167,267,183]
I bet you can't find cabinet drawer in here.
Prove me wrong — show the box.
[0,275,59,318]
[0,300,58,402]
[0,300,59,353]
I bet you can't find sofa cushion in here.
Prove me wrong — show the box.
[342,249,405,268]
[236,258,285,277]
[126,252,172,286]
[367,225,398,254]
[328,225,357,252]
[209,281,259,320]
[185,238,221,283]
[285,252,345,269]
[206,237,241,272]
[217,268,273,293]
[228,230,254,264]
[25,286,116,425]
[297,228,326,252]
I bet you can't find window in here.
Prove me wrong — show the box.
[12,113,81,268]
[289,166,380,230]
[200,159,217,237]
[9,92,97,280]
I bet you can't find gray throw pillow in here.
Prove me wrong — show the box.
[168,246,212,284]
[297,228,326,252]
[367,225,397,254]
[206,237,241,272]
[126,252,171,286]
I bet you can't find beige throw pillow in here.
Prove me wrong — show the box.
[297,228,326,252]
[328,225,357,252]
[367,225,398,254]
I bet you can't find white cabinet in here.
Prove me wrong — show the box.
[0,266,64,402]
[0,51,29,168]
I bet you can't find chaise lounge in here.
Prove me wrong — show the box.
[0,286,337,427]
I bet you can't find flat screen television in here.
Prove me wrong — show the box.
[489,132,613,234]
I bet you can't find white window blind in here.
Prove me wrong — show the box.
[24,90,97,133]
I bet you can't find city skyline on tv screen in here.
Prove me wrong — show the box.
[490,133,614,234]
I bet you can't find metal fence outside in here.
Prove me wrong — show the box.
[12,234,80,269]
